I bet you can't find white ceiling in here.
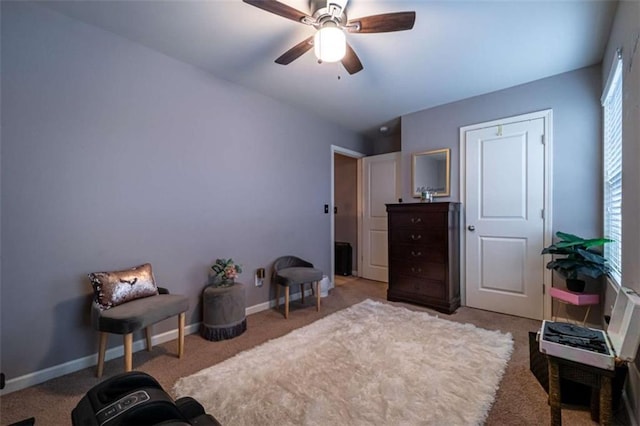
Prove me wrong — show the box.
[40,0,617,134]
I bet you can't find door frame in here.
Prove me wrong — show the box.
[459,109,554,319]
[330,145,365,284]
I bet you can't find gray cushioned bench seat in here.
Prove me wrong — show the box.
[92,294,189,334]
[274,267,323,286]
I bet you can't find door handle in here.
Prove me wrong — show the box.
[410,234,422,240]
[468,225,476,231]
[410,251,422,257]
[410,217,422,224]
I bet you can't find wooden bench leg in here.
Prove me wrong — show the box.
[276,284,280,310]
[123,333,133,372]
[316,280,321,312]
[97,332,108,378]
[301,283,305,303]
[145,326,153,351]
[178,312,185,358]
[285,286,290,319]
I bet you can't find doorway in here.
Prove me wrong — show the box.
[460,110,553,320]
[331,146,364,287]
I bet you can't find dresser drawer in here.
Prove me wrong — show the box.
[390,244,446,263]
[392,259,445,281]
[389,211,446,229]
[390,227,445,245]
[390,274,446,299]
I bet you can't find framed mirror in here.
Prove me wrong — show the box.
[412,148,450,198]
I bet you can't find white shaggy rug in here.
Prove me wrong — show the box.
[174,299,513,426]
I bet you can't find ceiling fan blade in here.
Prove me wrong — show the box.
[275,36,314,65]
[347,11,416,33]
[243,0,312,24]
[341,43,363,75]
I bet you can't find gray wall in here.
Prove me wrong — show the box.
[601,1,640,423]
[364,124,401,156]
[402,65,603,238]
[1,2,366,379]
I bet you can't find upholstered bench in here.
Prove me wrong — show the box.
[88,263,189,377]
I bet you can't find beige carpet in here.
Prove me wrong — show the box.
[174,299,513,425]
[0,278,627,425]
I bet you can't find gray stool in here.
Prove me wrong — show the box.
[201,282,247,341]
[273,256,323,319]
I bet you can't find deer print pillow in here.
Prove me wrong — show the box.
[89,263,158,310]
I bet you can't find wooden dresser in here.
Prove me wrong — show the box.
[386,202,460,314]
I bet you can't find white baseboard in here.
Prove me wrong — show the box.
[245,288,314,315]
[1,292,311,395]
[1,322,201,396]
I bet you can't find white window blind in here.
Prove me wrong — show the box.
[601,50,623,286]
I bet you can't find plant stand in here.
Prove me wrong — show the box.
[550,287,599,326]
[547,354,616,426]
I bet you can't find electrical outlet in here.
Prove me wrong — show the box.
[255,267,265,287]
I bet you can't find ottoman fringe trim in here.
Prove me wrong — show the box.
[201,317,247,341]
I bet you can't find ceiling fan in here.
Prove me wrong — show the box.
[243,0,416,75]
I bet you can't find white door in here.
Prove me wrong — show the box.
[361,152,401,282]
[464,117,546,320]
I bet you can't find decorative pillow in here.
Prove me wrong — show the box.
[89,263,158,310]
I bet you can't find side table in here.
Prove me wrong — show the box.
[550,287,599,326]
[547,354,616,426]
[201,282,246,341]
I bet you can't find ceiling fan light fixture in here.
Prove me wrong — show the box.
[313,26,346,63]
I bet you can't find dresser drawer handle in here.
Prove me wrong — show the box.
[411,267,422,273]
[410,251,422,257]
[410,217,422,224]
[410,234,422,241]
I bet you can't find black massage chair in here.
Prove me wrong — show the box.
[72,371,220,426]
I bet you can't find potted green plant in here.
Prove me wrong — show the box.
[209,258,242,287]
[541,232,612,292]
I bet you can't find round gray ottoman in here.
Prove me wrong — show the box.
[201,282,247,341]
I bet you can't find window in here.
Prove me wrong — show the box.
[602,50,623,285]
